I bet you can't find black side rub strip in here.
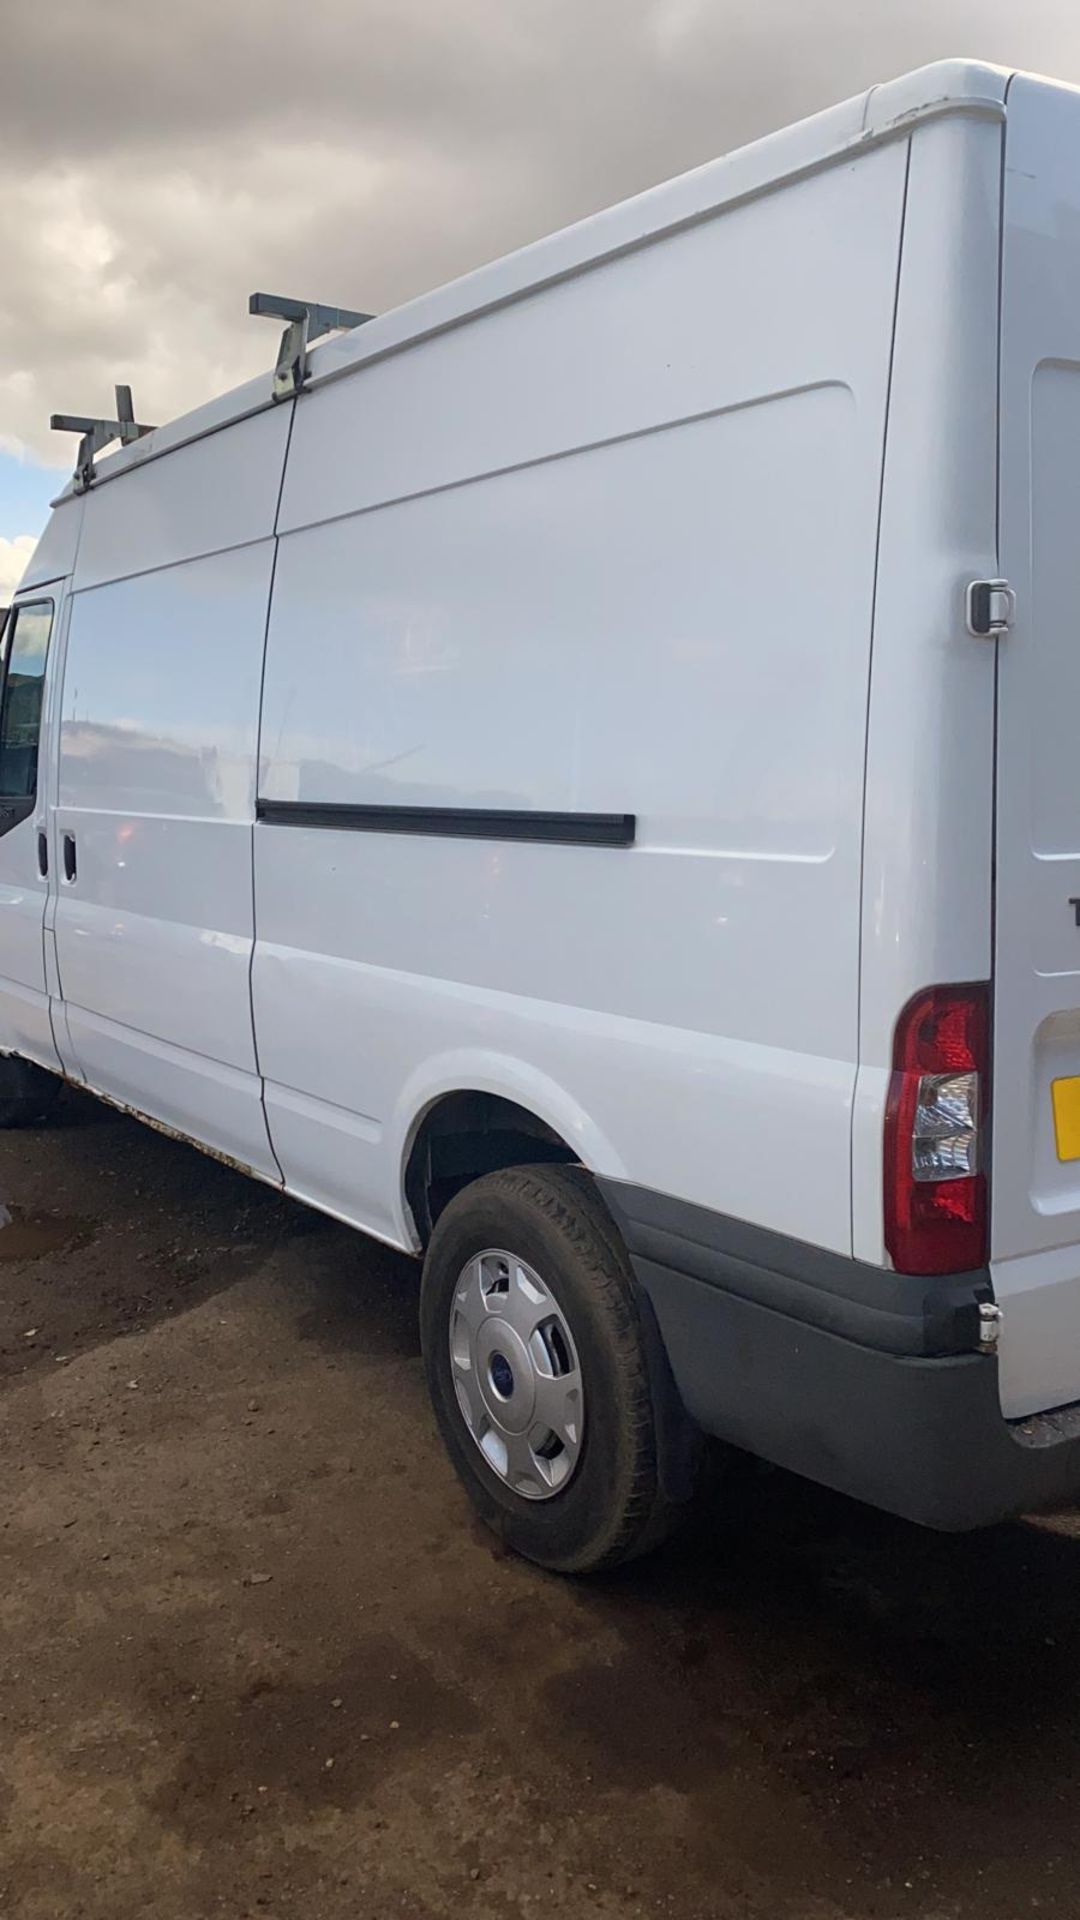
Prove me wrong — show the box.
[255,800,636,847]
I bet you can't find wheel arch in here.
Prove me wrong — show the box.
[393,1053,627,1248]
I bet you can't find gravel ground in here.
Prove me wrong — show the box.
[0,1092,1078,1919]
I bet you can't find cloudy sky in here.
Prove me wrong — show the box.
[4,0,1080,596]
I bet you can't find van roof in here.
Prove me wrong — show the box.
[51,58,1015,505]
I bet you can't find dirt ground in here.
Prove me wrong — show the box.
[1,1098,1079,1919]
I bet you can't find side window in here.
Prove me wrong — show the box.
[0,600,54,804]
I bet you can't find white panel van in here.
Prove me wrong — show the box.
[11,59,1080,1571]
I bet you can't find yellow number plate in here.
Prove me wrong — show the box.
[1052,1077,1080,1162]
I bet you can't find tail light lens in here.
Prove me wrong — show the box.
[883,984,989,1275]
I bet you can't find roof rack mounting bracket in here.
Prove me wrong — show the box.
[50,385,156,492]
[248,292,374,401]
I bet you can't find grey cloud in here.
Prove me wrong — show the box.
[4,0,1080,475]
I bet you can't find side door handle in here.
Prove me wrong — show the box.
[62,832,76,884]
[37,831,48,879]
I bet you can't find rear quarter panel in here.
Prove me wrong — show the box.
[852,114,1002,1265]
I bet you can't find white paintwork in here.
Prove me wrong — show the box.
[45,404,293,1176]
[72,404,292,590]
[990,73,1080,1416]
[17,58,1080,1432]
[851,112,1001,1263]
[17,495,82,592]
[52,542,280,1174]
[257,162,907,1252]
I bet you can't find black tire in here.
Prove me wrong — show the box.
[420,1163,691,1573]
[0,1057,62,1129]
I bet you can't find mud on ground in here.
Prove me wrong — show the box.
[0,1092,1077,1919]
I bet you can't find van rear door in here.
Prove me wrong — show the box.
[992,73,1080,1418]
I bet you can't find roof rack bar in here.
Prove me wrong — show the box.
[113,384,145,444]
[50,385,156,493]
[248,291,374,401]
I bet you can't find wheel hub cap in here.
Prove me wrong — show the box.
[488,1351,515,1401]
[449,1248,585,1500]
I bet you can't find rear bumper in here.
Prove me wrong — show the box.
[599,1180,1080,1531]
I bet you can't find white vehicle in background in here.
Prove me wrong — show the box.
[7,58,1080,1571]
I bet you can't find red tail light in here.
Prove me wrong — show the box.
[883,984,989,1275]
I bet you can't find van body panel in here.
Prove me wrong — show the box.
[52,542,280,1178]
[256,139,908,1254]
[278,145,906,541]
[60,1006,280,1177]
[17,497,82,594]
[72,404,292,591]
[851,114,1002,1264]
[991,74,1080,1416]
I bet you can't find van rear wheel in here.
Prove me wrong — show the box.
[0,1057,61,1129]
[420,1163,684,1573]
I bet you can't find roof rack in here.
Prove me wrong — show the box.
[50,385,156,493]
[249,292,374,401]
